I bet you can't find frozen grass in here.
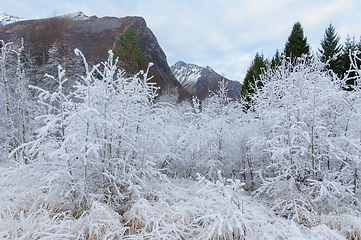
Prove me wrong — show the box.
[1,162,359,239]
[0,162,128,239]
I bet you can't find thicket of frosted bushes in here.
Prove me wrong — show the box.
[1,40,361,239]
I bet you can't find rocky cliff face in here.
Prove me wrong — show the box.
[171,61,242,100]
[0,12,190,99]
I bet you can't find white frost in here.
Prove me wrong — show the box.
[0,12,23,27]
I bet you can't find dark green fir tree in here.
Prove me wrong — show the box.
[283,22,310,62]
[318,23,342,75]
[240,52,268,110]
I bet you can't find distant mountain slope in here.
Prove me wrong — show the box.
[0,12,23,27]
[171,61,242,100]
[0,12,190,99]
[171,61,203,94]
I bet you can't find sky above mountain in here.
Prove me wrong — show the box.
[2,0,361,82]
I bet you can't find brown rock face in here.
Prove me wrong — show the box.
[0,13,190,99]
[193,67,242,100]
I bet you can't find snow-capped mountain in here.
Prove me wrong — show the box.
[0,12,23,27]
[171,61,203,92]
[171,61,242,100]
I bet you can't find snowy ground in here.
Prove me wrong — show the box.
[0,161,358,239]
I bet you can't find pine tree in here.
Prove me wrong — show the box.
[283,22,310,62]
[240,52,268,109]
[318,23,342,75]
[114,28,149,75]
[271,49,282,69]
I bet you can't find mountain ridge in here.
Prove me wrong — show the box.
[0,12,191,99]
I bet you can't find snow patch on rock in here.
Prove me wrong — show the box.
[59,11,92,21]
[0,12,23,27]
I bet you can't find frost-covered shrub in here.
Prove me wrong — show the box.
[165,80,247,181]
[0,40,35,162]
[247,55,361,223]
[23,49,162,215]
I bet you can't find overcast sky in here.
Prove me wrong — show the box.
[2,0,361,81]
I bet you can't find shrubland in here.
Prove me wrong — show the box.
[0,39,361,239]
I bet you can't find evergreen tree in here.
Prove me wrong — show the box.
[240,52,268,109]
[283,22,310,62]
[318,23,342,75]
[271,49,282,69]
[114,28,149,75]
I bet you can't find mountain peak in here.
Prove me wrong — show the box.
[170,61,204,94]
[171,61,242,100]
[174,60,186,65]
[59,11,94,21]
[205,66,216,73]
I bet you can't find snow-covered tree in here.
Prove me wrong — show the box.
[247,55,359,223]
